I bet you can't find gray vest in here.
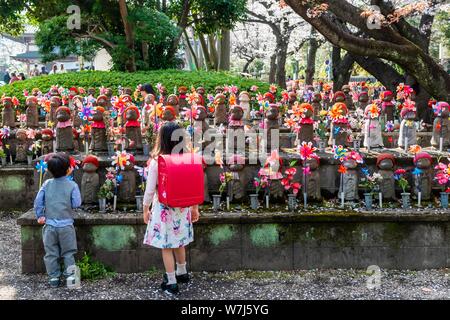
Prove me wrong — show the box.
[44,178,76,220]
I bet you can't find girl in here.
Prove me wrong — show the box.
[143,122,200,295]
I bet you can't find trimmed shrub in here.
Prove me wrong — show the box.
[0,70,270,103]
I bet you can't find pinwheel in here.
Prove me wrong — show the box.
[35,160,47,188]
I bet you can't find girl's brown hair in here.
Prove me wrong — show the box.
[151,122,186,159]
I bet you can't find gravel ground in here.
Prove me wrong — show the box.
[1,214,449,300]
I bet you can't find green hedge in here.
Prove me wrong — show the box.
[0,70,270,103]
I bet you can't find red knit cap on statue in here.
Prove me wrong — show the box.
[95,106,105,113]
[72,128,79,138]
[82,155,99,168]
[125,106,140,118]
[41,128,54,137]
[334,91,345,99]
[413,152,432,164]
[163,105,176,118]
[56,106,71,114]
[264,92,275,102]
[376,153,396,167]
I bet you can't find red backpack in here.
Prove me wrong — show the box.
[158,153,204,208]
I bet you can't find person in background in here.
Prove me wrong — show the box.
[3,70,11,84]
[30,65,40,77]
[19,72,26,81]
[49,64,58,75]
[9,72,20,84]
[41,66,48,75]
[140,83,156,99]
[60,64,67,73]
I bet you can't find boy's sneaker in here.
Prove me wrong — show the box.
[176,273,190,284]
[161,274,179,295]
[48,277,60,288]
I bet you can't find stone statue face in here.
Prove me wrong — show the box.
[197,87,205,95]
[2,100,12,108]
[144,94,155,105]
[239,93,250,103]
[359,93,369,103]
[16,130,27,141]
[26,98,38,108]
[195,108,207,121]
[306,158,319,170]
[88,88,96,96]
[123,88,133,95]
[56,109,71,122]
[126,109,138,121]
[230,107,243,121]
[92,110,104,122]
[106,88,113,97]
[162,110,175,121]
[343,159,357,169]
[304,108,313,119]
[312,93,322,102]
[215,87,223,94]
[83,163,98,173]
[266,106,279,120]
[229,163,244,171]
[383,95,393,102]
[42,133,53,141]
[416,158,431,169]
[167,95,178,106]
[289,94,297,103]
[342,85,351,94]
[404,111,416,120]
[215,94,225,105]
[50,97,61,108]
[335,96,345,103]
[378,159,394,170]
[97,97,107,107]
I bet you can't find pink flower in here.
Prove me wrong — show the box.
[302,166,311,176]
[250,85,258,92]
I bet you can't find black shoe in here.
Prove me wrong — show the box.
[176,273,190,284]
[161,274,179,295]
[48,277,60,288]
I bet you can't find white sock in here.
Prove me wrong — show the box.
[176,263,187,276]
[166,272,177,285]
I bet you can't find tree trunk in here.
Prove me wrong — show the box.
[118,0,136,72]
[242,58,254,73]
[198,34,214,70]
[184,30,199,70]
[269,54,277,84]
[352,55,403,92]
[208,34,219,70]
[276,40,288,88]
[332,46,354,91]
[168,0,191,63]
[219,29,231,71]
[305,29,319,85]
[141,41,149,66]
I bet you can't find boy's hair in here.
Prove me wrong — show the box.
[47,153,70,178]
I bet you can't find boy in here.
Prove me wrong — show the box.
[34,153,81,287]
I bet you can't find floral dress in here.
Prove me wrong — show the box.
[143,159,194,249]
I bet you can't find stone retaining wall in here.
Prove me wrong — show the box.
[0,167,35,209]
[18,211,450,273]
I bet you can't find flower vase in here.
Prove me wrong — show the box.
[27,155,33,166]
[318,140,326,152]
[353,139,361,151]
[107,142,115,157]
[249,194,259,210]
[1,157,6,166]
[212,195,221,211]
[288,194,297,211]
[99,198,107,213]
[440,192,449,209]
[143,143,150,157]
[364,193,373,210]
[401,193,411,209]
[135,195,144,212]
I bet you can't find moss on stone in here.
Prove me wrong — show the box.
[209,225,237,246]
[249,224,279,248]
[21,226,34,244]
[91,225,136,251]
